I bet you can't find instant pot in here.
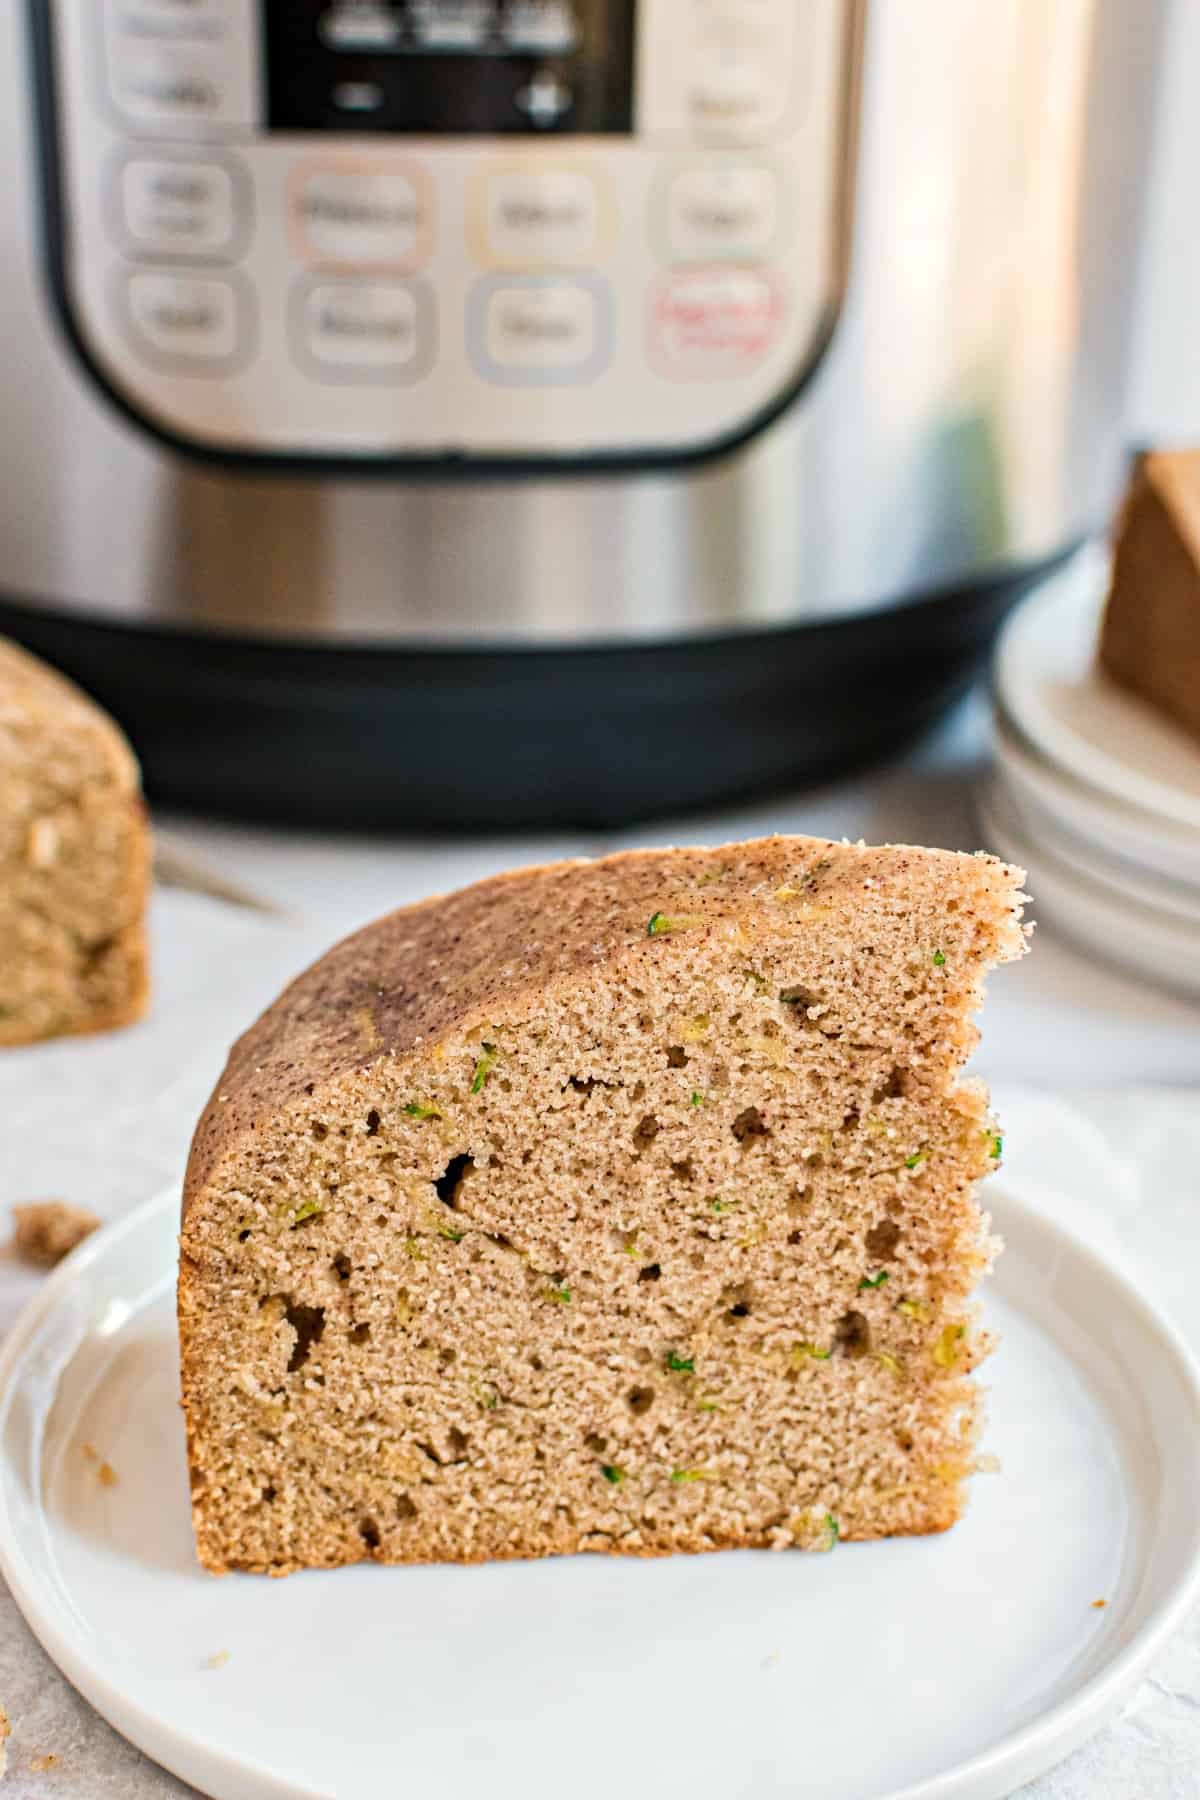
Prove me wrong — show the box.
[0,1,1165,827]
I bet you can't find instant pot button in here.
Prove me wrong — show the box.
[468,277,611,384]
[107,41,252,130]
[687,43,792,142]
[106,0,227,37]
[694,0,797,50]
[664,164,778,261]
[290,167,433,270]
[294,279,435,382]
[651,267,783,378]
[116,156,242,259]
[478,168,605,267]
[123,270,247,370]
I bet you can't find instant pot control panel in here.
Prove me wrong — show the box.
[33,0,860,466]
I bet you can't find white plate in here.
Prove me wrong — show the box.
[995,545,1200,834]
[978,779,1200,1003]
[993,704,1200,894]
[990,722,1200,925]
[2,1186,1200,1800]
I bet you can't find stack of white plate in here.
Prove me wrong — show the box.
[984,545,1200,1000]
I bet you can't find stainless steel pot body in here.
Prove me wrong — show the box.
[0,0,1164,649]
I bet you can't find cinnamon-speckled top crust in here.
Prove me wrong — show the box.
[0,637,140,793]
[184,836,1025,1213]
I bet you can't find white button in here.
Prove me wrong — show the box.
[119,158,238,257]
[695,0,795,48]
[319,3,402,50]
[409,0,492,49]
[483,170,602,267]
[469,278,610,383]
[666,165,778,260]
[651,268,783,377]
[688,43,791,141]
[502,1,578,54]
[125,271,242,363]
[514,71,574,127]
[301,283,425,374]
[486,283,596,370]
[106,0,227,39]
[108,41,252,130]
[293,170,431,268]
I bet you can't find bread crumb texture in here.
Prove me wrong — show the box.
[179,836,1027,1575]
[0,637,149,1046]
[11,1201,100,1268]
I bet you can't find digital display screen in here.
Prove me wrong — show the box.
[263,1,637,134]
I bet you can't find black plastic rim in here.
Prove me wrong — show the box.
[0,551,1071,832]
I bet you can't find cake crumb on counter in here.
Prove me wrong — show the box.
[206,1649,231,1671]
[0,1704,11,1780]
[28,1753,58,1773]
[11,1201,100,1268]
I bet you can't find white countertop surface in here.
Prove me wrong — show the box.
[2,692,1198,1798]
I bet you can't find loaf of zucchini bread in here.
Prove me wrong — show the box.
[0,638,149,1046]
[179,835,1026,1575]
[1100,449,1200,745]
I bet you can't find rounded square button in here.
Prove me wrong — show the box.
[502,1,578,53]
[688,42,794,142]
[107,40,251,130]
[472,167,610,269]
[650,267,784,379]
[662,163,779,262]
[468,276,612,385]
[292,278,436,383]
[115,155,244,260]
[106,0,228,37]
[122,270,248,371]
[409,0,493,50]
[695,0,797,49]
[289,165,434,271]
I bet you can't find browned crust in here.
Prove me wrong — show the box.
[183,835,1024,1223]
[0,638,142,791]
[1100,450,1200,745]
[0,652,151,1046]
[199,1505,959,1578]
[0,919,149,1046]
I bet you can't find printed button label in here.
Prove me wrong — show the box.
[481,169,604,267]
[298,281,433,379]
[651,268,783,377]
[290,167,433,269]
[468,276,612,385]
[107,36,257,130]
[688,43,792,141]
[124,271,244,365]
[106,0,227,36]
[118,157,239,257]
[664,164,778,261]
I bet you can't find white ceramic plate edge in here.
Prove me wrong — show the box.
[987,739,1200,925]
[979,779,1200,1001]
[3,1187,1200,1800]
[0,1194,311,1800]
[993,706,1200,895]
[995,548,1200,833]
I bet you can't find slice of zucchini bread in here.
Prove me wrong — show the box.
[0,638,149,1046]
[180,836,1027,1575]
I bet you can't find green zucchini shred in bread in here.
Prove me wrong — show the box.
[179,834,1027,1574]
